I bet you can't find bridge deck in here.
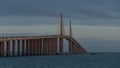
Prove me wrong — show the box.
[0,35,70,41]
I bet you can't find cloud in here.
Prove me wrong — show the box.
[0,0,119,17]
[0,16,59,26]
[0,25,120,41]
[0,0,120,26]
[72,25,120,41]
[80,38,120,52]
[71,8,120,19]
[0,0,59,17]
[0,16,120,26]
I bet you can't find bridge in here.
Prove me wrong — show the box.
[0,13,86,57]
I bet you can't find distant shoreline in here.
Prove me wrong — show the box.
[86,52,120,55]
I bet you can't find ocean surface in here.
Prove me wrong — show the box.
[0,54,120,68]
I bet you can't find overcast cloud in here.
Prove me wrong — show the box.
[0,0,120,26]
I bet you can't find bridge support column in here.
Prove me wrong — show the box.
[48,38,50,54]
[50,38,53,54]
[31,39,34,55]
[46,39,49,55]
[6,41,10,57]
[59,38,63,54]
[0,42,1,56]
[37,39,40,55]
[26,40,31,56]
[22,40,25,56]
[72,42,75,53]
[76,45,80,53]
[36,39,39,55]
[38,39,42,55]
[12,40,16,56]
[43,38,48,55]
[69,40,72,54]
[46,38,58,55]
[43,39,45,54]
[48,38,53,54]
[17,40,21,56]
[41,39,43,54]
[51,38,55,54]
[74,44,77,53]
[54,38,58,54]
[35,39,38,55]
[71,42,79,54]
[0,41,4,57]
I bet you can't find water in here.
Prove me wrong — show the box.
[0,54,120,68]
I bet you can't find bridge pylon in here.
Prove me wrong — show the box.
[69,20,72,37]
[58,13,64,54]
[59,12,65,36]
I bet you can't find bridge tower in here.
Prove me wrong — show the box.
[68,20,73,54]
[59,12,65,36]
[59,13,64,54]
[69,20,72,37]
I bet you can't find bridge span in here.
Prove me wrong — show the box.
[0,13,86,57]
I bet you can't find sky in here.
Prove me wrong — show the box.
[0,0,120,52]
